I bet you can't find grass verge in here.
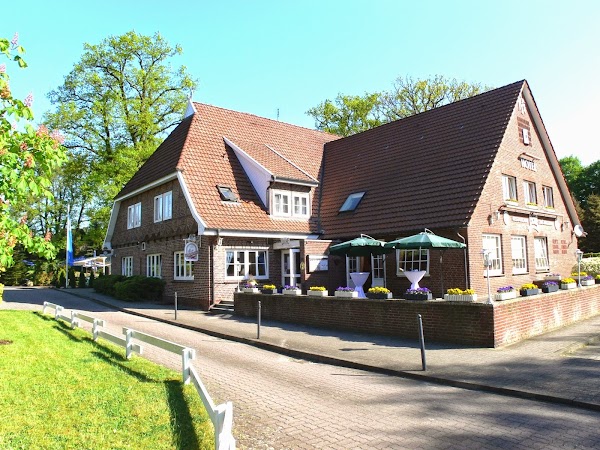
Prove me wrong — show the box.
[0,310,213,450]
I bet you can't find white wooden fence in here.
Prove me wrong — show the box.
[42,301,235,450]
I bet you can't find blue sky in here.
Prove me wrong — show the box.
[5,0,600,164]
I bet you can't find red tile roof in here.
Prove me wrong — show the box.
[318,80,526,239]
[117,103,338,234]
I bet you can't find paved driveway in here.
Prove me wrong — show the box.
[2,287,599,449]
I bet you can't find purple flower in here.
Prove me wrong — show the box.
[542,281,558,287]
[405,287,431,294]
[582,275,594,281]
[283,285,298,290]
[336,286,355,292]
[24,93,33,107]
[497,286,515,293]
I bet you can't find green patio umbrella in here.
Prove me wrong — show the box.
[329,235,393,256]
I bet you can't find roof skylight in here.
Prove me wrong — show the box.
[339,192,365,212]
[217,185,238,202]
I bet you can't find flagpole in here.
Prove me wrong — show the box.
[66,207,72,288]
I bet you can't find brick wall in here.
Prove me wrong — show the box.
[235,286,600,347]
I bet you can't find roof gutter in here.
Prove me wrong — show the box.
[271,175,318,187]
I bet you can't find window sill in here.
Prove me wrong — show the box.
[174,279,195,282]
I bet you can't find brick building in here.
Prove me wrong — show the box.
[104,80,581,310]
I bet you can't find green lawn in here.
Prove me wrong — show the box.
[0,310,213,450]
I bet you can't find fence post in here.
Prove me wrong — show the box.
[71,311,78,329]
[92,319,99,341]
[125,329,133,359]
[175,292,178,320]
[42,301,48,315]
[55,305,62,320]
[417,314,427,371]
[257,300,261,339]
[182,348,193,385]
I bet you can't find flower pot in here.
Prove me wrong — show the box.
[444,294,477,302]
[561,283,576,290]
[243,287,259,293]
[520,288,540,297]
[283,289,301,296]
[308,290,329,297]
[495,291,518,301]
[543,276,561,282]
[335,291,358,298]
[404,293,432,301]
[581,279,595,286]
[366,292,392,300]
[541,285,559,293]
[261,289,276,295]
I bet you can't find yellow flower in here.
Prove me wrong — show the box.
[368,287,390,294]
[309,286,326,291]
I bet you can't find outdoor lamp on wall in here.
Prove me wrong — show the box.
[481,248,492,304]
[576,249,584,287]
[488,211,501,225]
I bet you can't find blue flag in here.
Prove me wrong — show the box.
[66,216,74,267]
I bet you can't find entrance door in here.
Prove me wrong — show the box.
[371,254,386,287]
[282,249,301,287]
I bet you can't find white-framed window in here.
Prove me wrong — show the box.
[174,251,193,280]
[534,237,550,271]
[122,256,133,277]
[127,202,141,229]
[396,249,429,275]
[146,254,162,278]
[542,186,554,208]
[293,193,309,217]
[154,191,172,222]
[502,175,518,202]
[523,181,537,205]
[340,192,365,212]
[271,189,310,218]
[482,234,503,276]
[225,249,268,279]
[511,236,527,274]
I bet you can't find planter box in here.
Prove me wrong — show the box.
[308,290,329,297]
[366,292,393,300]
[561,283,576,290]
[543,276,561,282]
[335,291,358,298]
[520,288,540,297]
[444,294,477,302]
[494,291,518,301]
[541,284,559,293]
[261,289,276,295]
[404,293,432,301]
[581,279,595,286]
[283,289,301,296]
[243,287,259,293]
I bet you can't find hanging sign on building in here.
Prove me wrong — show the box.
[184,236,199,262]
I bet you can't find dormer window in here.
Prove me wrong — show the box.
[271,189,309,218]
[339,192,365,212]
[217,185,238,202]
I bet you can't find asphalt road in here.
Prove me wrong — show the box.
[3,287,599,449]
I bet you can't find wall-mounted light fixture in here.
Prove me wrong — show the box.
[488,210,501,225]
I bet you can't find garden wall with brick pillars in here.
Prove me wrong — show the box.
[234,285,600,347]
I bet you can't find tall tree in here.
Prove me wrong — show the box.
[0,34,66,269]
[307,75,488,136]
[559,155,584,202]
[43,31,197,249]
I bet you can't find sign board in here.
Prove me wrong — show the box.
[307,255,328,273]
[184,242,199,262]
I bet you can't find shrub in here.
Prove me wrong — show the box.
[68,268,77,289]
[88,270,95,288]
[114,276,165,302]
[0,283,4,302]
[572,258,600,277]
[78,271,87,288]
[58,272,66,289]
[94,274,126,296]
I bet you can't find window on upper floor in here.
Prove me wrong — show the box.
[482,234,503,276]
[523,181,537,206]
[339,192,365,212]
[122,256,133,277]
[217,185,238,202]
[146,254,162,278]
[396,249,429,276]
[511,235,527,274]
[154,191,172,222]
[174,251,194,280]
[542,186,554,208]
[127,202,141,229]
[271,189,309,218]
[502,175,518,202]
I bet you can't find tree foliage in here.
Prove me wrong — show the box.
[0,34,66,269]
[307,75,489,136]
[43,31,197,250]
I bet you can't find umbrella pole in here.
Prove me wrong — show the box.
[440,250,444,296]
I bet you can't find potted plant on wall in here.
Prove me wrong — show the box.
[541,280,559,293]
[520,283,540,297]
[283,285,301,295]
[366,287,392,300]
[560,278,577,290]
[308,286,329,297]
[444,288,477,302]
[261,284,277,294]
[595,274,600,284]
[334,287,358,298]
[544,273,561,282]
[580,275,595,286]
[404,287,432,301]
[495,285,517,301]
[243,280,259,293]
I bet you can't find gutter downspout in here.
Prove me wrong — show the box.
[211,229,220,308]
